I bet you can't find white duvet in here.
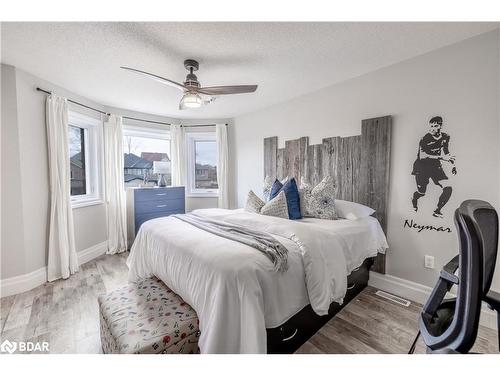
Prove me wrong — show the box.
[127,208,388,353]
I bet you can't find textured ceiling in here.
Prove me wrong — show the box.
[1,22,498,119]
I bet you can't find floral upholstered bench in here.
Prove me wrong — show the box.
[98,277,200,354]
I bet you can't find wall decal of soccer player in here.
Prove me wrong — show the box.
[411,116,457,218]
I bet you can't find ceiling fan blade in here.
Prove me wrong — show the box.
[197,85,258,95]
[121,66,186,92]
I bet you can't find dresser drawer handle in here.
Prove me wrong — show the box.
[156,204,167,208]
[282,328,298,342]
[156,193,167,196]
[347,283,356,290]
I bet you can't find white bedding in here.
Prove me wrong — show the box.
[127,208,388,353]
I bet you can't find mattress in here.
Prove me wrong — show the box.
[127,208,387,353]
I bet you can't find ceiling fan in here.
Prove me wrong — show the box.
[121,59,258,110]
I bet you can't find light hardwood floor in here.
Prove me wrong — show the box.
[1,253,498,354]
[297,286,498,354]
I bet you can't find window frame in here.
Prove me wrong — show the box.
[186,132,219,197]
[122,124,171,189]
[68,111,103,209]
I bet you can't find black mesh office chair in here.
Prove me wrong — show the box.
[409,200,500,354]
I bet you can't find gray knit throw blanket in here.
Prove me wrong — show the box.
[172,213,289,273]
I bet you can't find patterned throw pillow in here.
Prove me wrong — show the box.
[261,191,289,219]
[245,190,265,213]
[300,176,338,220]
[263,176,274,202]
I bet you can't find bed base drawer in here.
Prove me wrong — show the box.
[266,257,374,354]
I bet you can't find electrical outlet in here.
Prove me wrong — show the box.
[424,255,435,269]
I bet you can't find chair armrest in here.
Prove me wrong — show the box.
[440,269,459,285]
[484,290,500,311]
[439,254,460,285]
[422,255,460,317]
[443,254,459,274]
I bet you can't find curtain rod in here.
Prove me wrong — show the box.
[36,87,110,116]
[35,87,227,128]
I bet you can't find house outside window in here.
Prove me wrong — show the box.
[122,125,171,188]
[69,125,86,195]
[68,111,103,208]
[186,132,218,197]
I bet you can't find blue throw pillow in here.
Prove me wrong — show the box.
[270,177,302,220]
[269,179,283,200]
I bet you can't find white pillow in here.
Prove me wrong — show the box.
[335,200,375,220]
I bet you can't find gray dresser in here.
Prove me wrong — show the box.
[126,186,185,245]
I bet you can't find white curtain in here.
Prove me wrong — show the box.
[170,124,186,186]
[45,95,79,281]
[216,124,229,209]
[104,115,128,254]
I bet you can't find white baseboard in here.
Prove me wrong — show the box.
[0,267,48,299]
[0,241,108,298]
[369,271,498,331]
[77,240,108,265]
[368,272,433,305]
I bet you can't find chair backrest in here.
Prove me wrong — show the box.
[470,202,500,296]
[419,200,499,353]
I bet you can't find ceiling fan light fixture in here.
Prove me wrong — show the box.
[121,59,258,111]
[180,92,202,109]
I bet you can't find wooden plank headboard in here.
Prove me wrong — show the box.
[263,115,392,274]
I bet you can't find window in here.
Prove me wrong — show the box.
[186,132,218,196]
[69,126,86,195]
[68,112,103,207]
[122,125,171,188]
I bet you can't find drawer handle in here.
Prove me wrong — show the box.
[347,283,356,290]
[282,328,298,342]
[156,204,167,208]
[156,193,167,196]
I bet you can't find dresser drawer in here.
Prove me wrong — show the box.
[135,210,185,234]
[134,187,185,203]
[127,186,186,242]
[134,198,185,215]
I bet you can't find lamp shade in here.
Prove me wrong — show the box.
[153,161,171,174]
[180,92,202,108]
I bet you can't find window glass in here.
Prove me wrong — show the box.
[194,140,218,189]
[186,132,218,196]
[69,125,87,196]
[68,111,102,208]
[122,134,171,188]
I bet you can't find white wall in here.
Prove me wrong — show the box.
[233,30,500,290]
[1,65,228,282]
[1,64,26,279]
[1,65,108,279]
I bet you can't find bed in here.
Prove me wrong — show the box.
[127,115,392,354]
[127,208,388,353]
